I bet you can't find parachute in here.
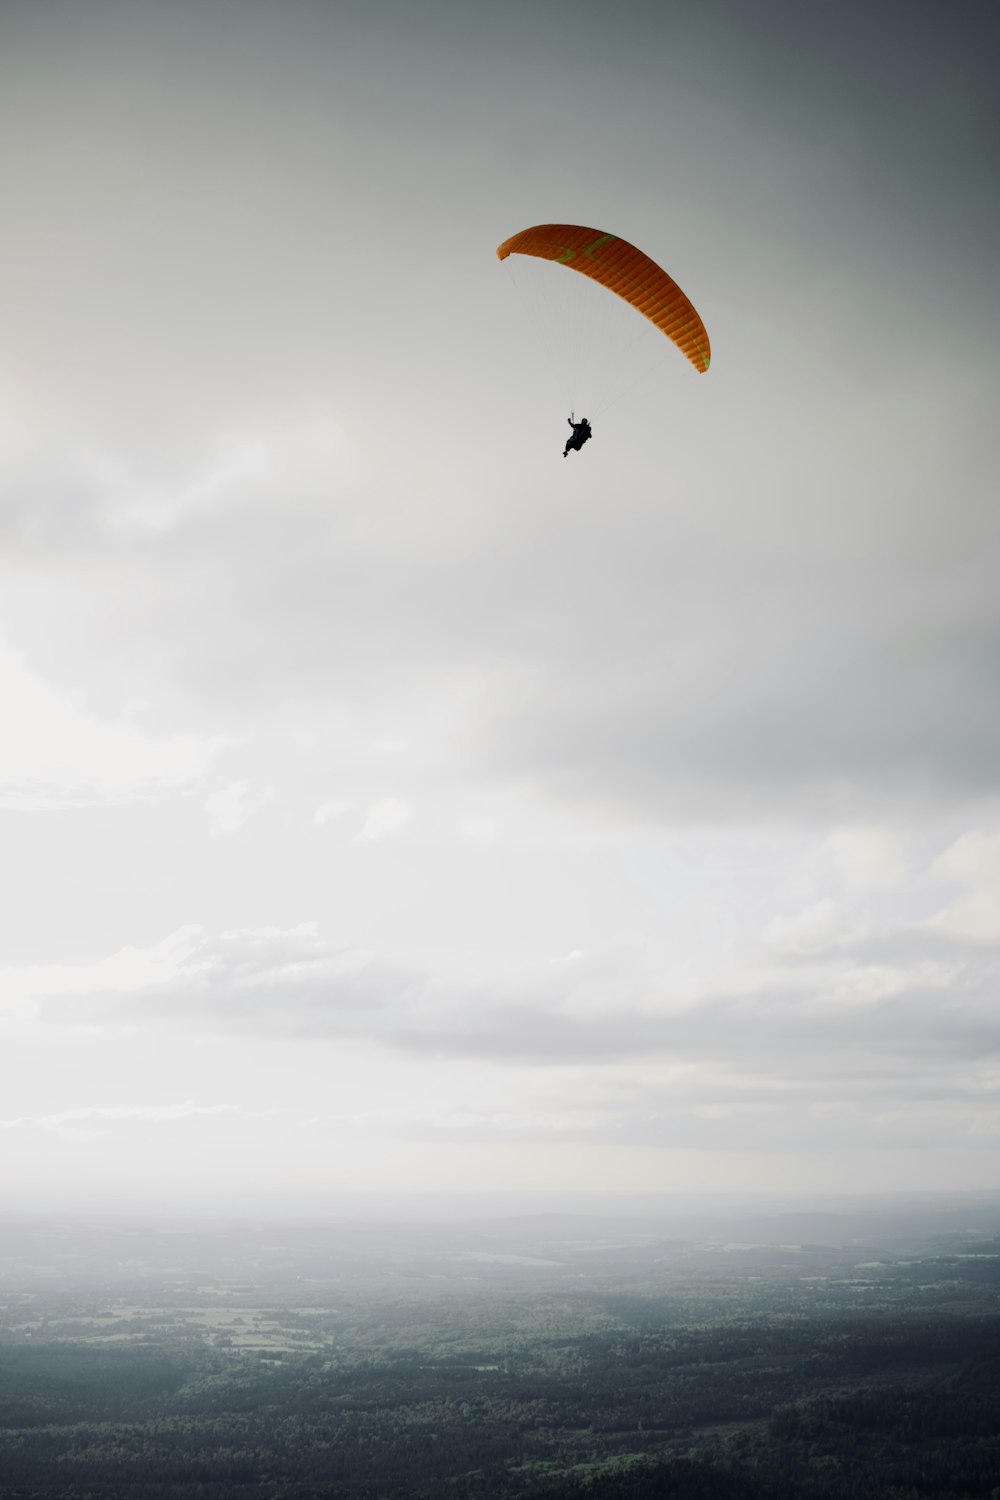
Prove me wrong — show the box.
[496,224,710,375]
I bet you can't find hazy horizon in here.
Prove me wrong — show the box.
[8,1186,1000,1225]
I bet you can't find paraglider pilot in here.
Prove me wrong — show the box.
[563,414,592,457]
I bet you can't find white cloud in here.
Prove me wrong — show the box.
[461,817,497,841]
[356,797,412,843]
[227,922,319,942]
[315,799,353,827]
[0,1101,236,1135]
[205,779,273,834]
[827,826,908,889]
[0,928,201,1012]
[826,963,920,1007]
[762,898,840,955]
[78,437,268,536]
[930,830,1000,945]
[0,644,213,807]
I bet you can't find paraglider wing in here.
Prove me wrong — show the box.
[496,224,710,374]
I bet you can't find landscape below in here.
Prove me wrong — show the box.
[1,1196,998,1499]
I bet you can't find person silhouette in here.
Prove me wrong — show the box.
[562,414,593,457]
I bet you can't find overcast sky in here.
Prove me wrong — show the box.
[1,0,998,1217]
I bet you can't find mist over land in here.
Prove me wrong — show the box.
[5,1191,1000,1297]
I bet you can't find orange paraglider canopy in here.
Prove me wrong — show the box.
[496,224,710,374]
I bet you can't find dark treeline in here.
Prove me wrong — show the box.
[0,1319,998,1498]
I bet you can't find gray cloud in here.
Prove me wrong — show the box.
[4,425,1000,826]
[29,914,995,1159]
[2,0,997,1199]
[36,914,999,1092]
[1,1,997,828]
